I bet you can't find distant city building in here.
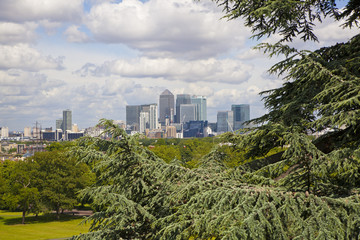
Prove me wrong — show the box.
[0,127,9,138]
[24,127,31,137]
[126,104,158,132]
[183,121,208,138]
[231,104,250,130]
[72,124,79,133]
[165,125,177,138]
[175,94,191,123]
[191,95,207,121]
[217,111,234,133]
[159,89,174,124]
[126,105,141,130]
[180,104,196,123]
[62,109,72,132]
[56,119,63,130]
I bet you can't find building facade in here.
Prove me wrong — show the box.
[159,89,174,125]
[175,94,191,123]
[179,104,196,123]
[191,95,207,121]
[231,104,250,130]
[217,111,234,133]
[62,109,72,132]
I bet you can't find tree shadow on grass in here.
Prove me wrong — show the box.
[2,213,85,225]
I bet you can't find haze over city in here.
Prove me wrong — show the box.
[0,0,356,131]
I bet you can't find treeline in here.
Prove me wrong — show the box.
[0,142,95,224]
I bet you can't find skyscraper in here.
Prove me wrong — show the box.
[176,94,191,123]
[56,119,63,130]
[191,95,207,121]
[217,111,234,133]
[159,89,174,125]
[180,104,196,123]
[63,109,72,132]
[231,104,250,130]
[126,105,141,129]
[126,104,158,132]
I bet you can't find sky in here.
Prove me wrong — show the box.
[0,0,357,131]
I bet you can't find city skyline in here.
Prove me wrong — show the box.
[0,0,356,131]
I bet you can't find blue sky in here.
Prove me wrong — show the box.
[0,0,357,131]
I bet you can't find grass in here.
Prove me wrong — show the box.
[0,210,89,240]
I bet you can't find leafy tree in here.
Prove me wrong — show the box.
[31,151,93,219]
[0,160,40,224]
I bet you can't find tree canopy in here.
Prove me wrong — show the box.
[70,0,360,239]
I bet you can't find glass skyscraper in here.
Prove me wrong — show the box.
[62,109,72,132]
[159,89,174,124]
[175,94,191,123]
[231,104,250,130]
[191,95,207,121]
[217,111,234,133]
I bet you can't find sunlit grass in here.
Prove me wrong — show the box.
[0,210,89,240]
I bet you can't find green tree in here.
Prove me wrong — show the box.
[69,1,360,238]
[31,151,93,219]
[0,160,40,224]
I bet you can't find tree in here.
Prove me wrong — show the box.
[0,160,40,224]
[69,1,360,238]
[68,120,360,239]
[32,151,93,219]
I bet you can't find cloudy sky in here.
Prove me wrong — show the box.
[0,0,357,131]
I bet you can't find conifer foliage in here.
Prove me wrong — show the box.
[71,0,360,239]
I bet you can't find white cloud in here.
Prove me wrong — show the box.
[0,22,38,44]
[76,57,253,84]
[0,44,65,71]
[64,25,91,43]
[0,0,84,23]
[85,0,249,59]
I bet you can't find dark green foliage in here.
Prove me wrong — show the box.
[69,121,360,239]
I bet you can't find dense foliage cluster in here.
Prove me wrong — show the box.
[70,0,359,238]
[0,145,93,224]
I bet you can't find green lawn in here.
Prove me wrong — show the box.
[0,210,89,240]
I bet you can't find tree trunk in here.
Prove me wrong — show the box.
[56,208,60,220]
[22,210,26,224]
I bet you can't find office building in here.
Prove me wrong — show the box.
[180,104,196,123]
[231,104,250,130]
[217,111,234,133]
[126,105,141,130]
[191,95,207,121]
[24,127,32,137]
[56,119,63,130]
[62,109,72,132]
[159,89,174,124]
[175,94,191,123]
[126,104,158,132]
[0,127,9,138]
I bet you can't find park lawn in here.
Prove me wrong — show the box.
[0,210,89,240]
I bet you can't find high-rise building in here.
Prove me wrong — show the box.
[63,109,72,132]
[126,104,158,132]
[0,127,9,138]
[217,111,234,133]
[159,89,174,124]
[126,105,141,129]
[231,104,250,130]
[176,94,191,123]
[180,104,196,123]
[191,95,207,121]
[24,127,32,137]
[56,119,63,130]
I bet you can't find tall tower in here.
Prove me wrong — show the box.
[179,104,196,123]
[217,111,234,133]
[231,104,250,130]
[62,109,72,132]
[176,94,191,123]
[159,89,174,125]
[191,95,207,121]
